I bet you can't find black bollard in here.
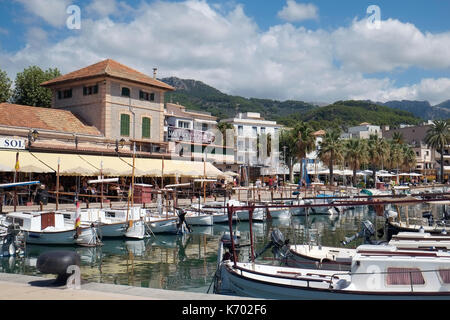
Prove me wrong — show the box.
[36,250,81,286]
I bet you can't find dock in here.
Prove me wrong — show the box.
[0,273,255,300]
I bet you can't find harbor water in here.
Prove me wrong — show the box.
[0,202,445,297]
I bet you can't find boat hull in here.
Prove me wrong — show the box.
[125,220,145,240]
[185,214,214,226]
[148,219,179,234]
[25,227,97,245]
[219,262,450,300]
[266,208,291,219]
[236,209,265,222]
[97,222,128,238]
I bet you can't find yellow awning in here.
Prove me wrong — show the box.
[0,150,224,178]
[0,150,54,173]
[30,152,98,176]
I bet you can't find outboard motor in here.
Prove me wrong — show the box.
[422,212,434,227]
[175,208,192,233]
[255,228,291,260]
[342,220,378,245]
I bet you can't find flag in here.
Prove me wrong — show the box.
[14,152,20,171]
[75,201,81,229]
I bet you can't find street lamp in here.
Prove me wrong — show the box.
[282,145,287,184]
[27,129,39,148]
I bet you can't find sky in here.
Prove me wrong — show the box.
[0,0,449,105]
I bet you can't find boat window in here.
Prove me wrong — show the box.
[105,211,116,218]
[386,268,425,285]
[63,214,71,220]
[6,217,23,227]
[438,269,450,284]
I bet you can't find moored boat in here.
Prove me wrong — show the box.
[215,242,450,299]
[2,211,100,246]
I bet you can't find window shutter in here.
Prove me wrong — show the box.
[121,87,130,97]
[120,114,130,136]
[142,117,151,138]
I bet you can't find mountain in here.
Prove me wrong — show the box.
[161,77,318,121]
[161,77,424,128]
[300,100,421,128]
[377,100,450,120]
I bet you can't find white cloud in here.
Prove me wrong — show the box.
[15,0,72,27]
[1,0,449,106]
[333,18,450,73]
[277,1,318,22]
[86,0,119,17]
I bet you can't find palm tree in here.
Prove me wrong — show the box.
[279,128,298,183]
[392,132,405,144]
[217,122,234,147]
[367,135,390,186]
[318,129,343,185]
[425,120,450,183]
[401,144,417,172]
[345,139,368,187]
[388,139,404,172]
[295,123,316,187]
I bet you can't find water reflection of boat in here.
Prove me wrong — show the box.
[191,226,214,236]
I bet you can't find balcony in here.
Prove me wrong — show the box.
[167,126,215,144]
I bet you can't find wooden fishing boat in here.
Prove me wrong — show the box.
[215,243,450,299]
[2,211,100,246]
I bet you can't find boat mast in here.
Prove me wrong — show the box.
[126,142,136,223]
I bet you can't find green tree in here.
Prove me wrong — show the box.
[13,66,61,107]
[279,128,298,183]
[367,135,390,186]
[345,138,368,187]
[0,69,12,103]
[401,144,417,172]
[318,129,343,185]
[425,120,450,183]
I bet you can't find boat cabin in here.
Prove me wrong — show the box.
[346,245,450,292]
[5,211,66,231]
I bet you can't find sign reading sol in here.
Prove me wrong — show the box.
[0,138,26,150]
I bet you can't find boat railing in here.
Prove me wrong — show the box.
[329,268,446,292]
[231,264,336,288]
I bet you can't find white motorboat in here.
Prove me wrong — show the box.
[2,211,100,246]
[282,219,450,271]
[190,202,238,224]
[261,202,291,219]
[182,209,214,226]
[145,213,180,234]
[287,199,306,216]
[215,242,450,299]
[235,208,266,222]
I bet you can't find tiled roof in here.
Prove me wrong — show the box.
[313,130,326,136]
[0,103,102,136]
[41,59,175,91]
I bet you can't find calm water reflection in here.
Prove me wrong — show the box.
[0,203,445,294]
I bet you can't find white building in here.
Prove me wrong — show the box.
[341,122,382,140]
[220,112,282,178]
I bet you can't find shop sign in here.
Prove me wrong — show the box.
[0,137,26,150]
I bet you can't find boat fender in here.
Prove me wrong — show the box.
[37,251,81,285]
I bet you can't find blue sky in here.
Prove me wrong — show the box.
[0,0,449,104]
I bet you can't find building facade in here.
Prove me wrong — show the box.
[164,102,234,164]
[41,59,174,154]
[220,112,282,181]
[341,123,382,140]
[383,124,436,178]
